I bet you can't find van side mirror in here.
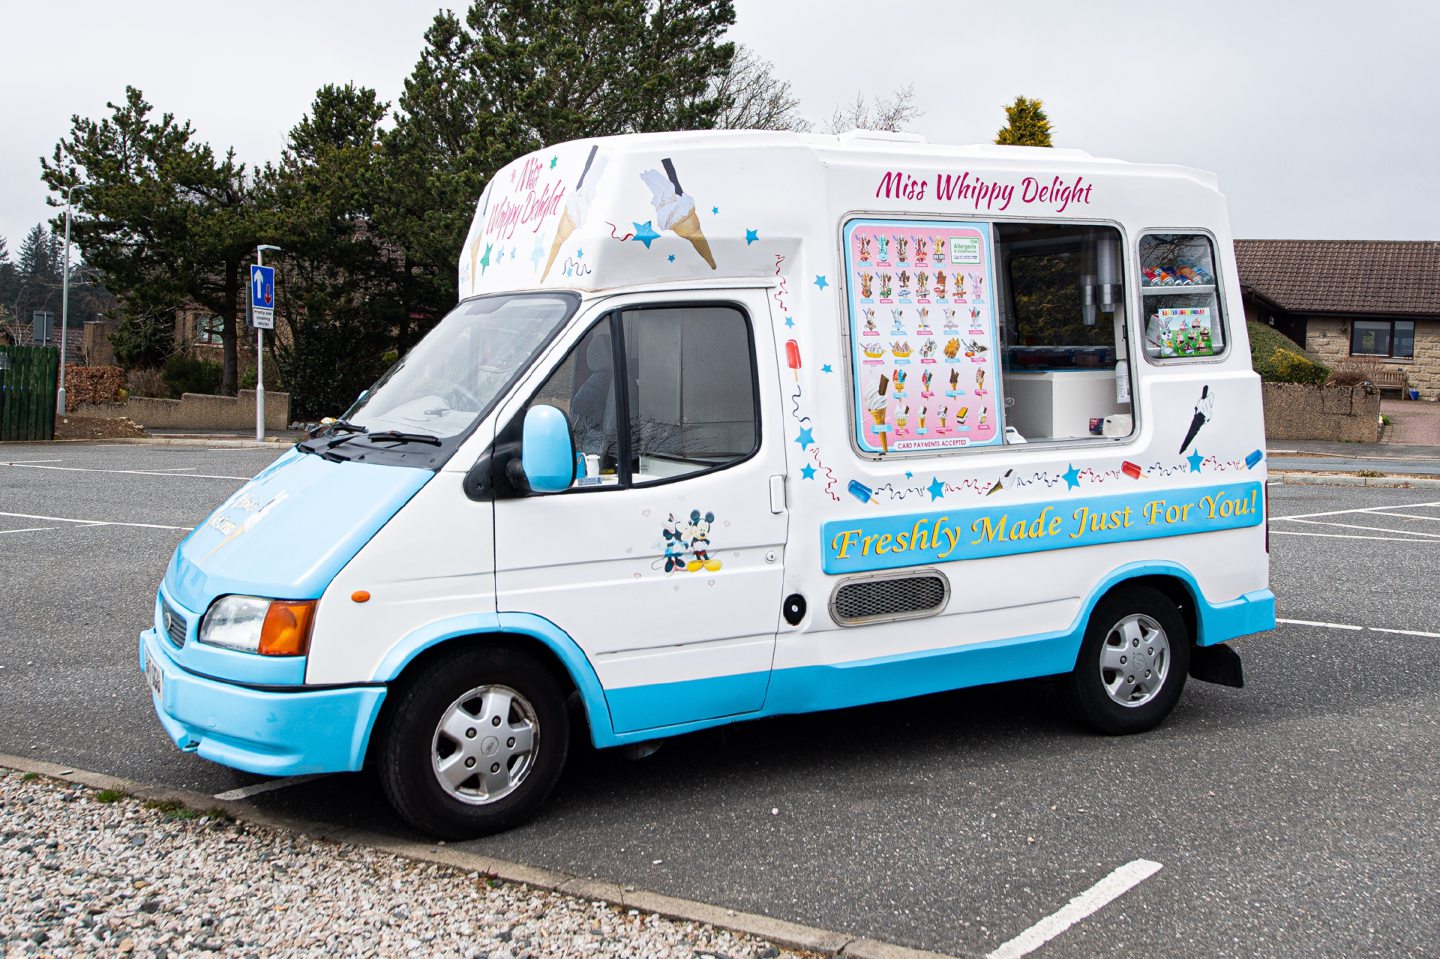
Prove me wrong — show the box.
[519,405,575,493]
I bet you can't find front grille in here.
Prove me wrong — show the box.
[161,598,188,648]
[829,570,950,626]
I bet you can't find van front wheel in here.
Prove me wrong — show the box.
[377,647,570,838]
[1062,586,1190,735]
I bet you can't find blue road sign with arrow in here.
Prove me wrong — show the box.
[249,264,275,329]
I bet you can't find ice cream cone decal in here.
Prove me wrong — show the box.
[542,211,578,282]
[641,158,717,270]
[868,375,890,453]
[542,145,608,281]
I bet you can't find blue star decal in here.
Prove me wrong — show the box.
[530,241,546,270]
[784,316,795,328]
[667,254,676,262]
[745,229,759,245]
[821,364,833,374]
[575,248,584,259]
[631,222,660,249]
[549,156,558,169]
[496,247,505,263]
[801,464,817,480]
[794,426,815,450]
[905,471,913,479]
[510,246,517,260]
[927,476,946,501]
[1187,449,1204,473]
[711,206,719,215]
[1062,463,1081,490]
[479,243,493,274]
[814,275,829,290]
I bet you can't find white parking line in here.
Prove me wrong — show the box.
[1271,530,1438,543]
[213,774,329,801]
[1281,518,1440,539]
[0,463,249,481]
[987,859,1163,959]
[1277,618,1440,638]
[1276,618,1363,631]
[1365,626,1440,639]
[0,527,56,536]
[0,458,63,464]
[0,511,193,532]
[1272,499,1440,521]
[1364,510,1440,522]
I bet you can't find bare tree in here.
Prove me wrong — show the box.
[712,45,811,132]
[822,84,922,134]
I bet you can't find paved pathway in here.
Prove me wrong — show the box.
[1381,397,1440,445]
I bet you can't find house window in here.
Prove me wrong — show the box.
[1350,320,1414,359]
[196,315,224,345]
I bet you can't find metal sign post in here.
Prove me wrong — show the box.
[250,247,280,442]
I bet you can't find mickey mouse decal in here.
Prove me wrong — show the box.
[661,509,723,573]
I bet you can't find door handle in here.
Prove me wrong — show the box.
[769,474,786,514]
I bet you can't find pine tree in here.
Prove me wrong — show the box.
[258,83,399,418]
[378,0,737,327]
[42,87,256,388]
[995,96,1054,147]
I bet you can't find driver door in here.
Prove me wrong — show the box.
[492,290,789,734]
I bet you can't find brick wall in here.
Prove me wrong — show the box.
[1304,316,1439,400]
[1262,382,1379,442]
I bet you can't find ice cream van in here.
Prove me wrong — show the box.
[140,130,1274,837]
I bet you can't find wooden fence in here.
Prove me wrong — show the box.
[0,345,59,441]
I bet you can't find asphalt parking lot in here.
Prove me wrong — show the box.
[2,442,1437,959]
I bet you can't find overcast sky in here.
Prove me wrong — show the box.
[4,0,1436,253]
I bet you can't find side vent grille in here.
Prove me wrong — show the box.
[829,570,949,626]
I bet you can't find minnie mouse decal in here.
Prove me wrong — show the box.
[661,509,723,573]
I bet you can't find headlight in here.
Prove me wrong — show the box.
[199,595,316,656]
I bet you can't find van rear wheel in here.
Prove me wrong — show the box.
[1062,585,1190,735]
[377,647,570,838]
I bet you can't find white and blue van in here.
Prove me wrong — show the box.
[141,131,1274,836]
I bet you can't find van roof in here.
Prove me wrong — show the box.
[458,130,1225,297]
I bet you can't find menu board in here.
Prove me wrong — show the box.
[843,218,1002,454]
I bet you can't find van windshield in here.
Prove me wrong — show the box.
[344,292,578,441]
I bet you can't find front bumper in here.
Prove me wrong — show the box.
[139,628,386,777]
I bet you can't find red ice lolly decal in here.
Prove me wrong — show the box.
[785,339,801,381]
[1121,461,1143,479]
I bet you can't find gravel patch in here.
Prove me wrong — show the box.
[0,771,807,959]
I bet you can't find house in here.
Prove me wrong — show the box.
[1,312,89,367]
[1236,239,1440,399]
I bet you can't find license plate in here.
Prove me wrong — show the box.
[147,659,164,700]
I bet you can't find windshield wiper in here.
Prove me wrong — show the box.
[309,419,367,437]
[366,430,442,447]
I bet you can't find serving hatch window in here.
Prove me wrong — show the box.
[995,222,1134,444]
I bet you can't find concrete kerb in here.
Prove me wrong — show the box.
[34,437,290,449]
[1269,471,1440,489]
[0,753,973,959]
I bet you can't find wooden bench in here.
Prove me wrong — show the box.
[1372,369,1409,397]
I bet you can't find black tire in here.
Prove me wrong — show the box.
[377,646,570,838]
[1062,585,1190,735]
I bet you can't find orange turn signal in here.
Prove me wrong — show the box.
[351,590,371,603]
[258,600,316,656]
